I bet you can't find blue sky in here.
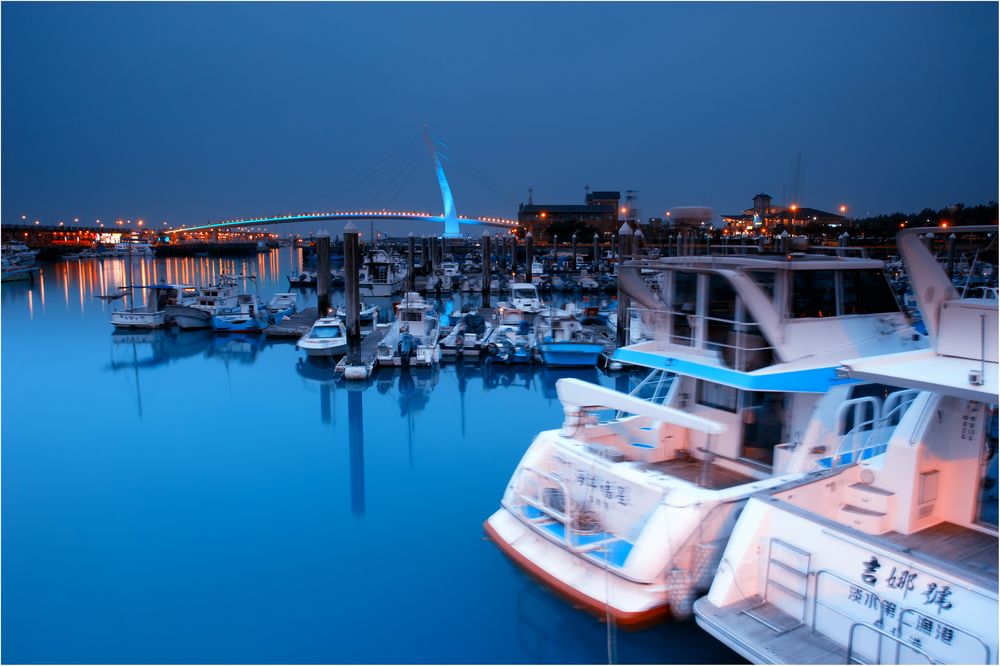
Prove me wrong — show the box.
[2,2,997,236]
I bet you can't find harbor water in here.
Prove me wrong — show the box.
[1,249,741,664]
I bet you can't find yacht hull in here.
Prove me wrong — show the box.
[483,508,670,629]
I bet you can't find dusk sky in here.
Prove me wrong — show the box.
[2,2,997,236]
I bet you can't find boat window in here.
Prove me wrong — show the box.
[977,404,998,528]
[310,326,344,339]
[706,275,737,349]
[696,380,738,413]
[791,270,836,318]
[671,271,697,346]
[839,269,900,315]
[513,289,536,299]
[740,391,786,467]
[747,271,776,300]
[401,312,423,322]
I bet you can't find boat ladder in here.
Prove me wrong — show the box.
[742,538,812,634]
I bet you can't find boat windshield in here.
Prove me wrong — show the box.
[310,326,343,339]
[513,289,536,299]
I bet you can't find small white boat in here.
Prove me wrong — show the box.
[296,317,348,357]
[498,282,543,321]
[535,307,604,367]
[211,293,267,333]
[111,284,198,328]
[439,308,496,359]
[336,303,378,323]
[360,249,408,297]
[376,292,440,367]
[266,292,298,323]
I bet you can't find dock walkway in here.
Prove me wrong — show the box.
[264,308,319,338]
[335,326,389,379]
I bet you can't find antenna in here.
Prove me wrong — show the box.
[528,187,534,205]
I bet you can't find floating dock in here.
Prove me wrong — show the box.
[335,325,389,380]
[264,308,319,338]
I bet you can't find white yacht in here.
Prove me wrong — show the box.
[375,292,440,367]
[111,283,199,328]
[484,250,926,627]
[359,249,407,297]
[296,317,348,357]
[693,226,998,665]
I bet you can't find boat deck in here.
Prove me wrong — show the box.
[878,522,998,589]
[647,457,758,490]
[694,596,847,664]
[263,307,318,338]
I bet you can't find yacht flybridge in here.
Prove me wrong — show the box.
[694,226,998,665]
[485,249,926,627]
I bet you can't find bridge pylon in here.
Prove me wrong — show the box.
[423,125,461,238]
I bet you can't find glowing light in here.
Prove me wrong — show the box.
[839,205,847,214]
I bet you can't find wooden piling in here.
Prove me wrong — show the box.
[407,233,416,292]
[481,232,491,307]
[316,231,331,317]
[344,222,362,356]
[525,232,533,283]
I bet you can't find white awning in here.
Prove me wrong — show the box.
[556,378,726,434]
[840,349,998,402]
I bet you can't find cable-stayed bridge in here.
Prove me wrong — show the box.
[167,127,519,239]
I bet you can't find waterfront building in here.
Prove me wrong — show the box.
[722,192,846,235]
[517,189,621,241]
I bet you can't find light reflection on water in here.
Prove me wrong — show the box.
[1,250,739,664]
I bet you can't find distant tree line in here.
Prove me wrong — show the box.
[846,201,998,238]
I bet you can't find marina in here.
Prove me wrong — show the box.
[2,3,997,664]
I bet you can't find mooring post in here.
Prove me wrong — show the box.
[344,222,361,355]
[525,231,534,283]
[838,231,850,258]
[407,233,416,292]
[780,230,791,255]
[316,231,331,317]
[481,232,491,307]
[616,222,632,348]
[947,233,957,280]
[593,233,600,271]
[421,236,429,274]
[634,228,643,257]
[571,233,578,272]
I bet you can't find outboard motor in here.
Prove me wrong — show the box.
[397,331,415,368]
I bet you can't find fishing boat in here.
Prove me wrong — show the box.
[166,275,241,330]
[287,270,317,287]
[1,257,38,282]
[694,226,998,665]
[485,312,536,364]
[535,307,605,367]
[375,292,440,367]
[484,249,926,627]
[439,308,496,359]
[296,317,349,357]
[359,249,407,297]
[110,284,199,328]
[498,282,544,321]
[210,293,267,333]
[266,292,298,324]
[336,302,378,323]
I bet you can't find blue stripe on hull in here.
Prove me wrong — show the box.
[539,342,604,367]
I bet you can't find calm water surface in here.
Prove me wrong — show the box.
[2,249,740,664]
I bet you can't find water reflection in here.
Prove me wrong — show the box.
[348,388,365,515]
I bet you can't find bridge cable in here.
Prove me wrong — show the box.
[339,142,421,211]
[364,154,418,210]
[302,140,417,211]
[385,159,421,210]
[430,133,518,207]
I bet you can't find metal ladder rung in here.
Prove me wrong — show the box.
[765,578,807,601]
[769,558,809,579]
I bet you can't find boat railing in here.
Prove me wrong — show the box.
[628,306,776,372]
[511,466,619,555]
[896,607,991,665]
[847,621,937,665]
[830,391,920,466]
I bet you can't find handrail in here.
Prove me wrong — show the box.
[832,391,919,463]
[847,621,937,664]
